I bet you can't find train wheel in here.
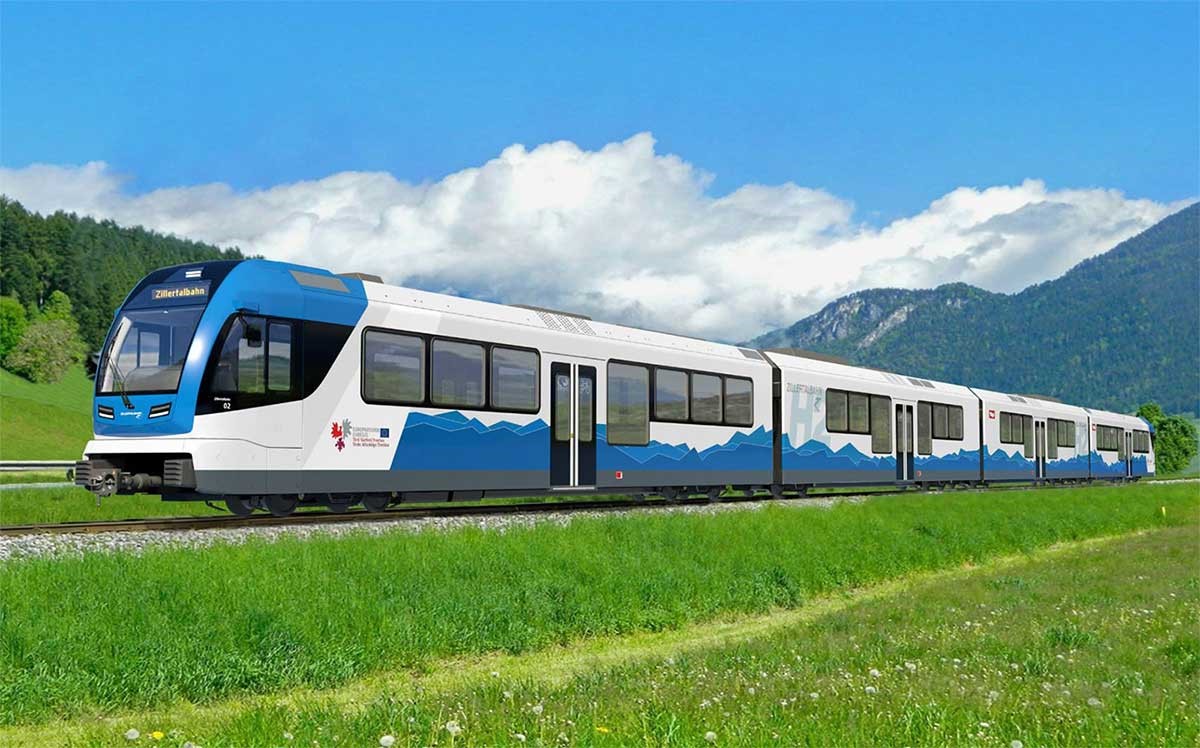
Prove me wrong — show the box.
[705,486,722,502]
[326,495,354,513]
[362,494,390,512]
[265,495,298,517]
[224,496,254,516]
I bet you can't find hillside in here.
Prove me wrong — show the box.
[749,202,1200,415]
[0,364,93,459]
[0,197,245,350]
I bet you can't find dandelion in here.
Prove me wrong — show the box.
[1088,697,1102,708]
[1011,741,1024,748]
[532,704,544,716]
[904,662,917,672]
[150,732,164,741]
[747,687,756,695]
[869,668,881,678]
[514,734,527,743]
[380,736,396,748]
[865,686,877,695]
[809,692,819,699]
[284,733,294,742]
[445,720,463,736]
[182,743,196,748]
[596,726,610,733]
[491,671,500,678]
[503,690,514,700]
[704,731,718,743]
[124,729,140,741]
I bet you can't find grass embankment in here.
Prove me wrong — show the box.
[2,482,1196,728]
[0,365,93,460]
[0,487,227,524]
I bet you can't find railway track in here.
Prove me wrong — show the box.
[4,478,1179,537]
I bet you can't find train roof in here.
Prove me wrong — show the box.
[762,349,976,399]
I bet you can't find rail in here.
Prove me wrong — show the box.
[0,460,74,473]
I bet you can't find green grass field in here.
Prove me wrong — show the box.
[0,365,94,460]
[1,481,1195,732]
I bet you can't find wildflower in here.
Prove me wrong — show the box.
[151,732,164,741]
[1088,697,1102,708]
[904,662,917,672]
[491,671,500,678]
[865,686,877,695]
[809,692,819,699]
[284,733,294,742]
[704,732,718,743]
[869,668,881,678]
[596,726,610,733]
[514,734,527,743]
[503,690,514,700]
[124,729,140,741]
[445,721,463,736]
[380,736,396,748]
[747,687,755,695]
[1012,741,1024,748]
[182,743,196,748]
[531,704,544,716]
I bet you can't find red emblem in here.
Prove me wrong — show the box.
[615,471,623,480]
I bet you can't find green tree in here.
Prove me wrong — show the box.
[3,318,81,383]
[39,289,75,323]
[0,295,27,359]
[1137,402,1199,474]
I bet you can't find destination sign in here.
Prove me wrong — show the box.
[125,280,212,309]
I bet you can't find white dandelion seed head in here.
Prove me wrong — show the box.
[865,686,877,695]
[380,736,396,748]
[532,703,544,715]
[809,692,819,699]
[445,720,462,736]
[491,671,500,678]
[124,729,140,741]
[869,668,881,678]
[514,734,527,743]
[905,662,917,672]
[1088,697,1102,708]
[284,733,294,741]
[704,731,717,743]
[746,687,755,695]
[503,690,514,700]
[182,743,196,748]
[1011,741,1024,748]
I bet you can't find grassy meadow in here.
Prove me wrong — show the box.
[0,364,93,460]
[1,481,1196,734]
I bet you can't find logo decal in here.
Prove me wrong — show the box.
[330,418,391,451]
[988,409,996,419]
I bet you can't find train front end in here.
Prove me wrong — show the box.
[75,261,244,498]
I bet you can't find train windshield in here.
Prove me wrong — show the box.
[99,306,205,395]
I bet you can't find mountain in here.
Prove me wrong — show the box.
[0,198,245,350]
[748,202,1200,415]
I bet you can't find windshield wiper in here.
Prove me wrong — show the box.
[102,335,135,410]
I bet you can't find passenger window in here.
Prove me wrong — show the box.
[1046,420,1058,460]
[848,393,870,434]
[214,316,265,394]
[654,368,689,421]
[691,373,723,424]
[363,330,424,404]
[932,404,949,439]
[267,322,292,392]
[826,390,848,432]
[870,395,891,453]
[724,377,753,426]
[431,339,485,408]
[1023,415,1034,458]
[491,347,539,411]
[608,362,649,445]
[948,406,963,440]
[999,412,1012,443]
[917,402,932,455]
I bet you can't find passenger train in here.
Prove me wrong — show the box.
[75,259,1155,515]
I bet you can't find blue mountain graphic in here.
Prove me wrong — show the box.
[391,411,549,471]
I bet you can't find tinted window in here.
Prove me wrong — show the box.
[932,404,949,439]
[267,322,292,392]
[578,374,594,443]
[1022,415,1034,458]
[917,402,932,455]
[848,393,870,434]
[363,330,424,404]
[724,377,753,426]
[431,339,485,408]
[608,363,649,445]
[870,395,892,453]
[654,368,689,421]
[826,390,848,432]
[554,370,571,442]
[1046,420,1058,460]
[1000,412,1012,443]
[213,316,265,394]
[948,406,964,440]
[491,347,539,411]
[692,373,723,424]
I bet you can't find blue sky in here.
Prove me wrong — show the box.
[2,2,1196,223]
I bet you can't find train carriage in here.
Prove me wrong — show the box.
[766,350,982,488]
[973,389,1092,482]
[76,258,1155,513]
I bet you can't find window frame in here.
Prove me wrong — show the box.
[644,364,755,428]
[999,411,1031,445]
[359,327,540,414]
[825,387,893,453]
[490,344,541,413]
[652,366,691,423]
[201,312,300,410]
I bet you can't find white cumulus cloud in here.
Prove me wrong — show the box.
[1,133,1189,342]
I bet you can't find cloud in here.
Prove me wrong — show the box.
[0,133,1189,342]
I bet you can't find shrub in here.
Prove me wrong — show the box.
[0,295,26,359]
[3,318,80,383]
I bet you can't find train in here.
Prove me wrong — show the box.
[75,259,1155,515]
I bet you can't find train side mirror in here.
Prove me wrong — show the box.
[244,322,263,348]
